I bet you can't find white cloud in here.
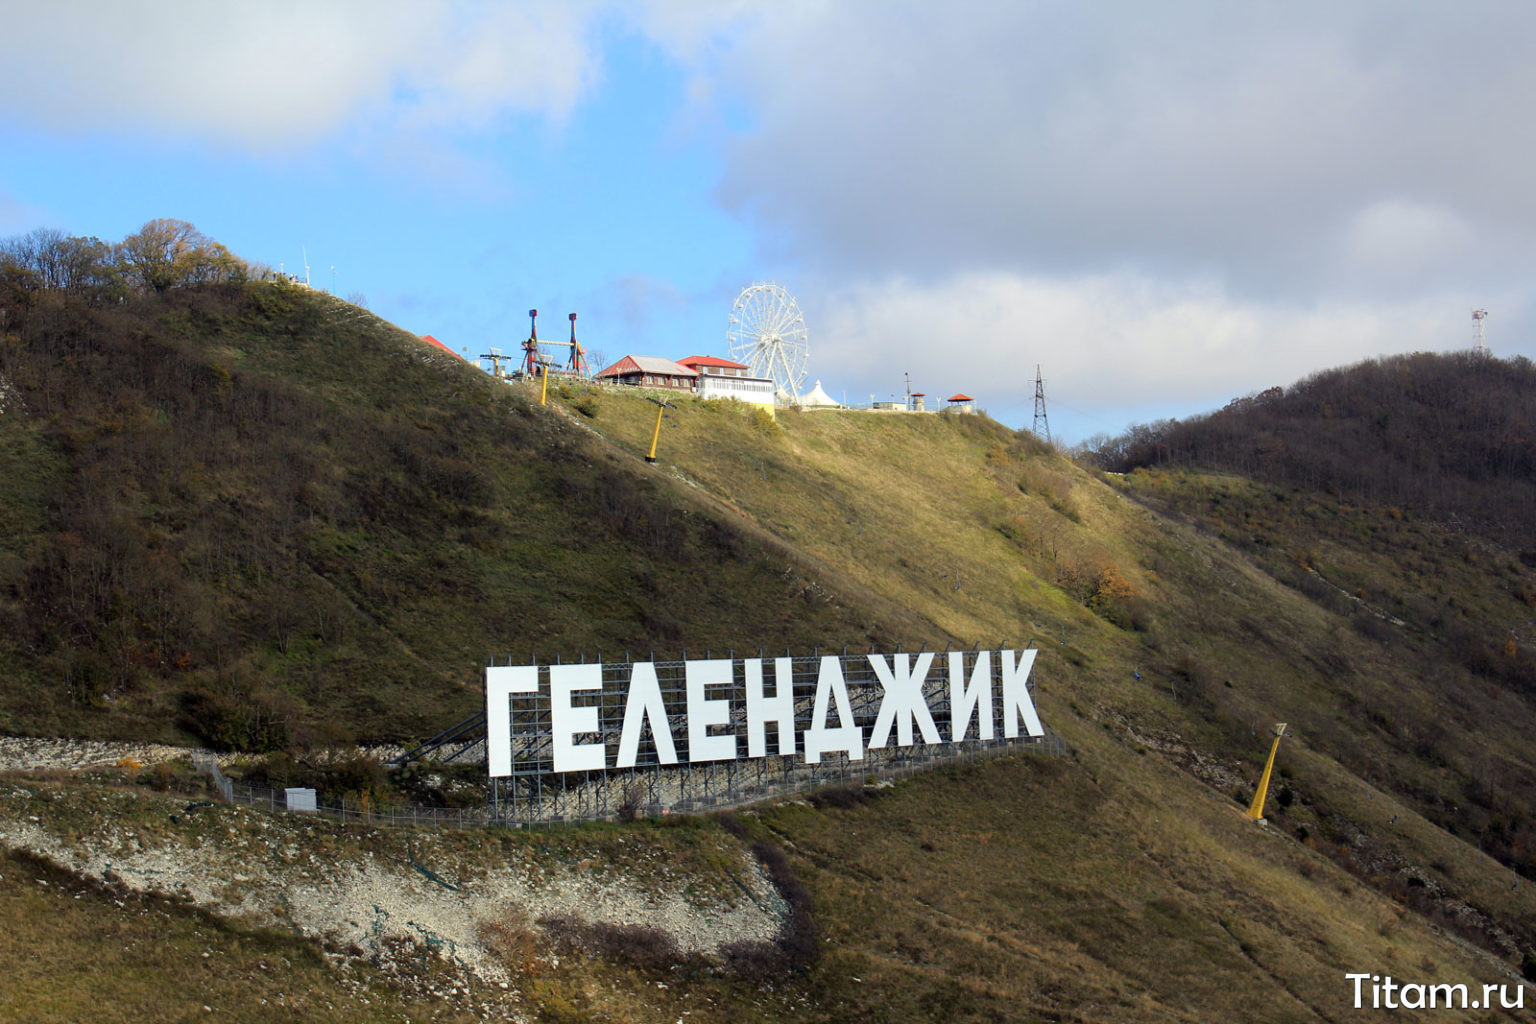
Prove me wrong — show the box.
[1333,200,1480,294]
[0,1,605,150]
[805,271,1493,437]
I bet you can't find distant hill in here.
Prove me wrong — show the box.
[1092,350,1536,545]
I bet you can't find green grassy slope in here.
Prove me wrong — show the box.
[1089,353,1536,879]
[4,285,1536,1020]
[550,377,1536,989]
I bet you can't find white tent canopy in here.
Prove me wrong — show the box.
[798,379,841,408]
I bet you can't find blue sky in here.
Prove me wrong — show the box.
[4,2,1534,443]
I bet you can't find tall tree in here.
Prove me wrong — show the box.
[118,218,237,293]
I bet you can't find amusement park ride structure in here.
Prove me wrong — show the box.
[728,283,810,402]
[521,309,591,377]
[481,309,591,382]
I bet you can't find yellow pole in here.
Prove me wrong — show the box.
[1245,723,1287,821]
[539,363,550,406]
[645,402,665,463]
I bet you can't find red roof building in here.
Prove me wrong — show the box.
[595,355,698,390]
[946,393,976,414]
[677,355,752,377]
[420,335,462,359]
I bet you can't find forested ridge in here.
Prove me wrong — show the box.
[1091,350,1536,545]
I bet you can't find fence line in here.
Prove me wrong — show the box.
[192,730,1066,831]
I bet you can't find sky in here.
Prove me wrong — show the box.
[3,1,1533,444]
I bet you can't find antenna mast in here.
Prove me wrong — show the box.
[1032,365,1052,445]
[1472,309,1489,356]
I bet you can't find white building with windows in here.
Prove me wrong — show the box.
[678,355,776,406]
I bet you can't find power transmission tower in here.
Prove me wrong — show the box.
[1032,365,1052,445]
[1472,308,1489,356]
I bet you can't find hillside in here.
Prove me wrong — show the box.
[1089,352,1536,877]
[3,274,1536,1021]
[0,281,928,748]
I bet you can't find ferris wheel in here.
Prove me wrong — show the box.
[728,283,809,400]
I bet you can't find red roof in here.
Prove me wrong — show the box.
[677,355,750,370]
[947,393,974,402]
[596,355,697,378]
[420,334,461,358]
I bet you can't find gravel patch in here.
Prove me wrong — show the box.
[0,778,786,985]
[0,737,226,772]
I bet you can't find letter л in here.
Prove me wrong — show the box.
[616,661,680,769]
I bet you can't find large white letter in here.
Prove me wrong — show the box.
[803,655,864,764]
[550,664,606,773]
[1001,648,1044,738]
[948,650,994,742]
[686,658,738,763]
[867,653,941,750]
[616,661,679,768]
[746,657,797,758]
[486,665,539,778]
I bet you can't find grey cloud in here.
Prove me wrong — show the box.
[706,2,1536,302]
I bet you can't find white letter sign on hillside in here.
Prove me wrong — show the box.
[867,652,941,750]
[745,656,796,758]
[803,655,864,764]
[484,648,1044,778]
[616,661,678,769]
[686,658,738,763]
[486,665,537,778]
[549,664,605,773]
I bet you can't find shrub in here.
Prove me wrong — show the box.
[586,922,680,969]
[808,785,871,810]
[721,938,783,982]
[479,915,541,974]
[535,913,682,970]
[749,840,818,973]
[177,678,294,752]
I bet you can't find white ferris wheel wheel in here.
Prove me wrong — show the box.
[727,282,809,401]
